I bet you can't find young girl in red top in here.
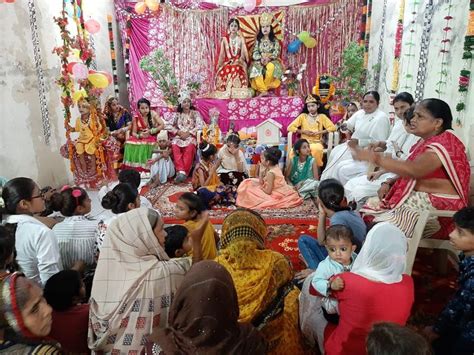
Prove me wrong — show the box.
[123,98,165,171]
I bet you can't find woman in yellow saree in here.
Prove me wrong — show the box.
[215,209,305,354]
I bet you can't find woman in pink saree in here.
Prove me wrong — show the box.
[352,98,470,238]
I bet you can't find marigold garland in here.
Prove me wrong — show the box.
[455,0,474,126]
[390,0,405,93]
[313,74,336,104]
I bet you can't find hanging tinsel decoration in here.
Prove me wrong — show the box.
[107,14,120,95]
[89,34,98,70]
[455,0,474,126]
[27,0,52,145]
[434,1,453,97]
[390,0,405,94]
[401,0,421,91]
[373,0,387,91]
[414,0,434,102]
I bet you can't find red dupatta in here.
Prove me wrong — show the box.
[383,130,470,210]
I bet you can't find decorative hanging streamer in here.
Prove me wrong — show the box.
[401,0,421,91]
[373,0,387,91]
[455,0,474,126]
[89,35,98,70]
[390,0,405,94]
[363,0,372,68]
[107,14,120,95]
[264,3,345,40]
[434,1,453,97]
[125,15,131,86]
[285,0,361,95]
[414,0,434,102]
[27,0,51,145]
[358,0,370,68]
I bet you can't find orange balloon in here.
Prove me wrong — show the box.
[135,1,147,14]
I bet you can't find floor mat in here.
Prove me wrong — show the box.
[144,182,319,225]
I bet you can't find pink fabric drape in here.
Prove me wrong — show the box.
[116,1,362,111]
[128,18,150,110]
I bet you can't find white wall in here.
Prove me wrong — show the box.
[367,0,474,158]
[0,0,125,187]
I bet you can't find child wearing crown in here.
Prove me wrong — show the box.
[288,94,337,168]
[248,12,283,96]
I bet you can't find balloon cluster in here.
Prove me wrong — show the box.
[135,0,160,14]
[67,62,112,101]
[242,0,262,12]
[288,31,317,53]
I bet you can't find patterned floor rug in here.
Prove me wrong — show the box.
[144,182,319,225]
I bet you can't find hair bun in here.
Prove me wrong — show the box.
[101,190,118,210]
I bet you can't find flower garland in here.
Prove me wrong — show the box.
[455,0,474,127]
[53,0,107,176]
[390,0,405,94]
[358,0,372,68]
[401,0,421,91]
[414,0,434,102]
[313,74,336,104]
[435,1,453,97]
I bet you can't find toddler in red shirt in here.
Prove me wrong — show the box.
[44,270,90,354]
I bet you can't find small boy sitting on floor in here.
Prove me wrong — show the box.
[164,212,210,259]
[44,270,89,354]
[164,225,192,258]
[423,207,474,354]
[147,130,175,188]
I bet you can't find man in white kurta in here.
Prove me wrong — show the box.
[344,117,420,204]
[321,108,391,183]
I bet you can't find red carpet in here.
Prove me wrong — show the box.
[266,223,318,271]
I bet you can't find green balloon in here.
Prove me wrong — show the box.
[297,31,310,42]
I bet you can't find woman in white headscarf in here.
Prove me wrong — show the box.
[299,222,414,355]
[88,207,206,353]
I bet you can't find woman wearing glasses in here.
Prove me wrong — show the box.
[1,177,62,285]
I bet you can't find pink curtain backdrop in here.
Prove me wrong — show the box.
[115,0,362,113]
